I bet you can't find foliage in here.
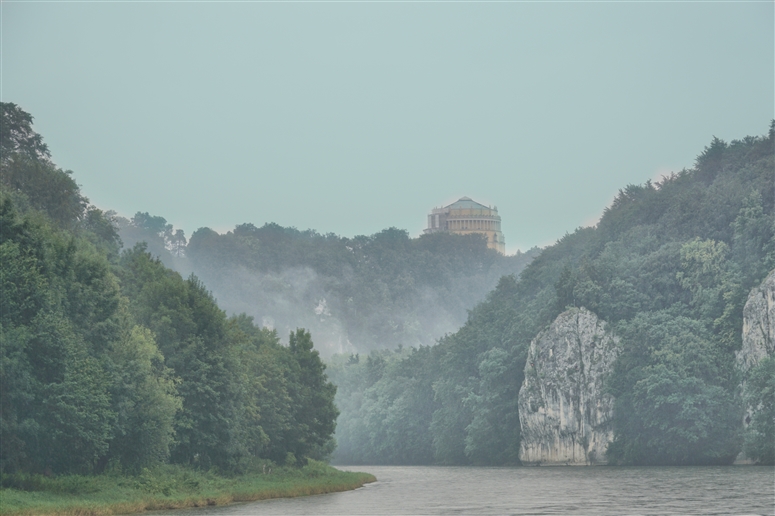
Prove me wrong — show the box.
[327,347,437,465]
[607,365,740,465]
[0,156,86,228]
[1,103,51,165]
[111,212,189,272]
[284,330,339,463]
[0,195,120,474]
[103,324,182,471]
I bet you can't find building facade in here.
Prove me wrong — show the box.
[424,196,505,254]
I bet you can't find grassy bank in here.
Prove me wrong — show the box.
[0,461,376,516]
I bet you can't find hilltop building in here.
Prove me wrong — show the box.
[424,197,505,254]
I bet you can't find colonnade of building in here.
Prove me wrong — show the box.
[424,196,506,255]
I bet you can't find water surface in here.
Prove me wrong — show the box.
[150,465,774,515]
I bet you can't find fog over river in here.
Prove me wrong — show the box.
[150,465,774,515]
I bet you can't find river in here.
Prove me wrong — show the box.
[151,465,774,515]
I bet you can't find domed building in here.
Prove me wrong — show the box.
[424,197,505,254]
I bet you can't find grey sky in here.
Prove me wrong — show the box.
[2,1,772,253]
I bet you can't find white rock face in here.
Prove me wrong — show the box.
[737,269,775,377]
[518,308,619,465]
[736,269,775,459]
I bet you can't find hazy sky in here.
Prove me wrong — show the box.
[2,1,772,253]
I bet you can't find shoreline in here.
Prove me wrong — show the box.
[0,464,376,516]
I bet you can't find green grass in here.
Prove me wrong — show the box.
[0,461,376,516]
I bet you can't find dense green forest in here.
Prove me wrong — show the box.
[329,125,775,466]
[0,103,338,475]
[114,208,538,356]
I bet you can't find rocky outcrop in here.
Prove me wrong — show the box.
[737,269,775,377]
[736,269,775,462]
[518,308,619,465]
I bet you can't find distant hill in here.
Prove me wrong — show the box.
[116,217,539,356]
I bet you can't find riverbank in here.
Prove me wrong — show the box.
[0,461,376,516]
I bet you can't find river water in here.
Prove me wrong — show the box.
[152,465,774,515]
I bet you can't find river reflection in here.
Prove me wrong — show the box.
[148,465,774,515]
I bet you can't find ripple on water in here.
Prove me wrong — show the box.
[148,465,775,516]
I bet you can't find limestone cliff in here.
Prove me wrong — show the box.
[737,269,775,377]
[736,269,775,455]
[518,308,619,465]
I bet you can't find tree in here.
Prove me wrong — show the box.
[677,238,730,321]
[104,324,181,472]
[608,365,740,465]
[131,212,173,242]
[0,104,87,227]
[170,229,187,257]
[0,157,87,227]
[1,102,51,165]
[0,197,119,474]
[284,329,338,464]
[463,347,521,465]
[695,136,727,184]
[607,312,740,465]
[117,246,240,468]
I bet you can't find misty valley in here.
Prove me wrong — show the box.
[1,103,773,515]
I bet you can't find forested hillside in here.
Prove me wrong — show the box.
[0,103,338,474]
[115,212,538,356]
[330,125,775,466]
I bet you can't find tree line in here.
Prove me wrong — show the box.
[330,125,775,466]
[0,103,338,475]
